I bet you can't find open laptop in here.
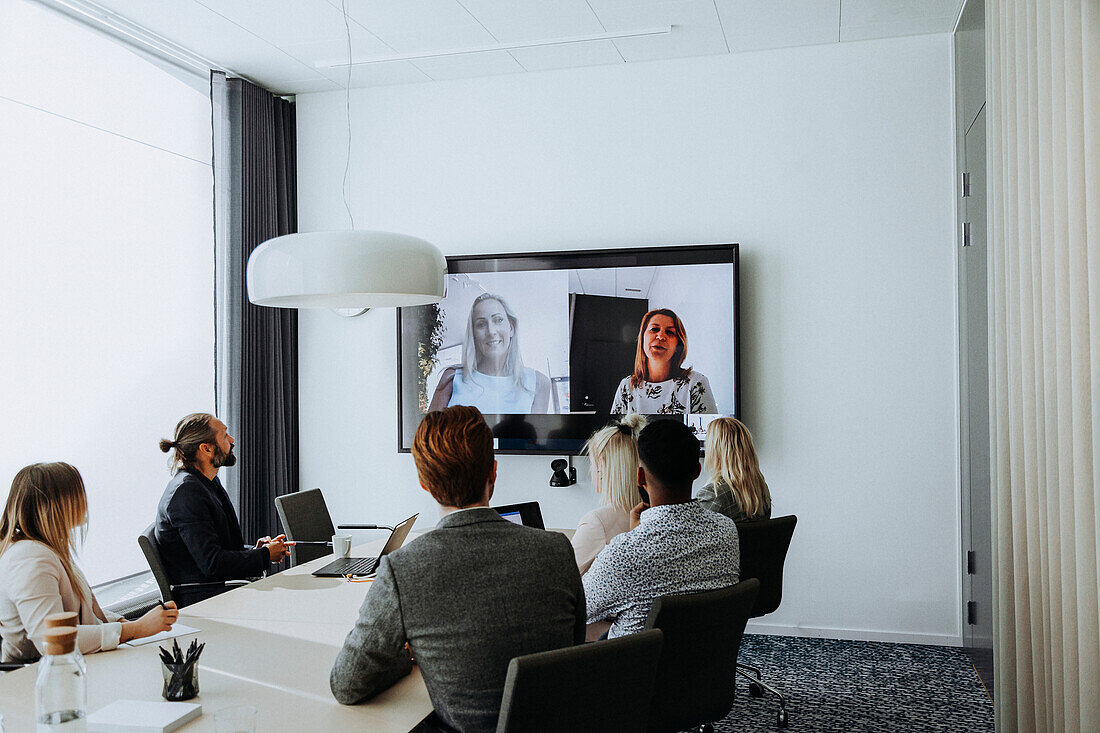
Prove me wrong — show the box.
[491,501,544,529]
[312,513,418,577]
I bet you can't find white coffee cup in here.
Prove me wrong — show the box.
[332,534,352,558]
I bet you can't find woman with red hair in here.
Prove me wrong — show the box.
[610,308,717,415]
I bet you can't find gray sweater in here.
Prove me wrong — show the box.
[330,507,585,732]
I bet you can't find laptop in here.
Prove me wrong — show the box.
[490,501,544,529]
[312,513,418,577]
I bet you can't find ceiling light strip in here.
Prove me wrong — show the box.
[317,26,673,68]
[32,0,232,79]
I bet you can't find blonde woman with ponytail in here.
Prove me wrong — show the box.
[0,463,178,662]
[571,413,646,574]
[696,418,772,522]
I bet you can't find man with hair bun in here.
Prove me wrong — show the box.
[153,413,288,607]
[330,405,585,733]
[583,418,740,638]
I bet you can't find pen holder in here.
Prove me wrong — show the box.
[161,659,199,701]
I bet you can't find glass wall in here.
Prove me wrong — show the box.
[0,0,214,584]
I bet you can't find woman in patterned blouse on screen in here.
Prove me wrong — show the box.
[610,308,717,415]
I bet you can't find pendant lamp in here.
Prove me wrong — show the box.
[245,0,446,311]
[246,230,446,309]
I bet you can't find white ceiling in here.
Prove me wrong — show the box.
[60,0,965,94]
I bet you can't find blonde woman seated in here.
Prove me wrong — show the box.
[696,418,772,522]
[0,463,178,662]
[571,413,646,574]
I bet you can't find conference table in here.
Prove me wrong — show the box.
[0,533,434,731]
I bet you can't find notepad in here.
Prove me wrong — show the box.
[87,700,201,733]
[123,624,201,647]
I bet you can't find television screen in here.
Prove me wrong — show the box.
[397,244,739,454]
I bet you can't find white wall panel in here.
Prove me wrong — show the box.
[295,34,960,644]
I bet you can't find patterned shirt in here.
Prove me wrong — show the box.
[583,501,740,638]
[610,371,718,415]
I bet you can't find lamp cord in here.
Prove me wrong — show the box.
[341,0,355,230]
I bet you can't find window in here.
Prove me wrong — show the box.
[0,0,214,585]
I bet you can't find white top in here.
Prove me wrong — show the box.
[448,366,537,414]
[571,505,631,575]
[0,540,122,662]
[610,371,718,415]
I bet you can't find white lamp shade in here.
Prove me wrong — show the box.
[246,230,447,308]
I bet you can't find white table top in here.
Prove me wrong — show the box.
[0,535,432,731]
[0,524,576,731]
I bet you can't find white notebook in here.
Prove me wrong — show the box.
[87,700,201,733]
[122,624,201,647]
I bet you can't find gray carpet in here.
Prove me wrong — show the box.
[711,635,995,732]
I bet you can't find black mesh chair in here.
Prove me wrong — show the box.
[643,579,760,733]
[274,488,390,566]
[138,525,246,606]
[735,515,798,728]
[496,629,664,733]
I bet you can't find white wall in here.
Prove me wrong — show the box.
[296,34,960,645]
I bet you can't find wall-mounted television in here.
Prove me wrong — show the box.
[397,243,740,454]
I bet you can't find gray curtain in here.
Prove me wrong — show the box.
[211,71,299,542]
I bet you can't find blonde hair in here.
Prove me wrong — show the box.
[0,462,90,606]
[584,413,646,512]
[461,293,530,397]
[703,418,771,518]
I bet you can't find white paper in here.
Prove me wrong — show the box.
[124,624,201,647]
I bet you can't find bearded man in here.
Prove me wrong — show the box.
[154,413,288,606]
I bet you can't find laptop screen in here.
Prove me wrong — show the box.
[490,502,544,529]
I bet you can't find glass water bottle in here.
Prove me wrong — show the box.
[42,612,84,675]
[35,627,86,732]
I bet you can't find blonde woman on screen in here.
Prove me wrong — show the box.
[610,308,717,415]
[571,413,646,574]
[0,462,178,662]
[428,293,552,414]
[695,418,772,523]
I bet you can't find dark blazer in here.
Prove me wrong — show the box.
[330,507,586,733]
[154,469,269,605]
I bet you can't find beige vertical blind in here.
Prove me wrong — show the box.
[987,0,1099,730]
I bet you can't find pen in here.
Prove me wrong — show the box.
[284,541,332,546]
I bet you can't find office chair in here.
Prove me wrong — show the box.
[496,629,664,733]
[138,525,247,607]
[735,514,798,728]
[274,488,391,566]
[643,579,760,733]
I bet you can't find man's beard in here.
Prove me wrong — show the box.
[213,445,237,468]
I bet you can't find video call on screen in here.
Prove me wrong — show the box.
[398,245,739,454]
